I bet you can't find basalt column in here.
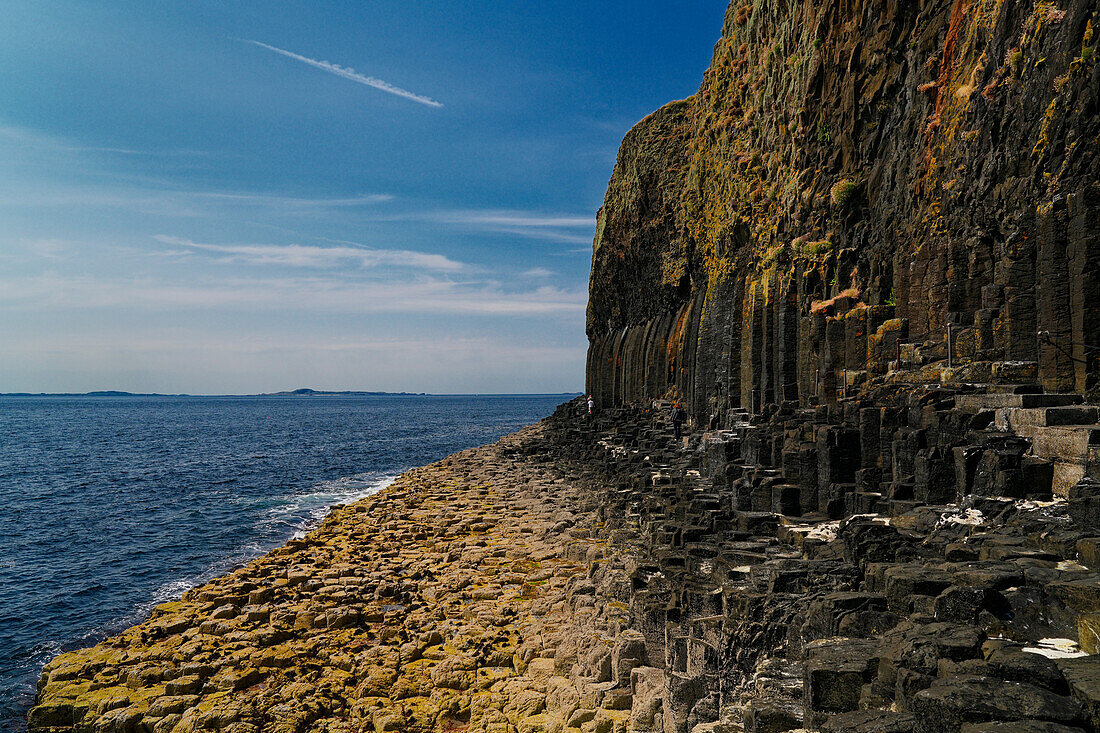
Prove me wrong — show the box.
[586,0,1100,414]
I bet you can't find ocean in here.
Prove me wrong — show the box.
[0,394,569,731]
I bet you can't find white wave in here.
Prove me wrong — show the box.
[58,471,400,667]
[277,472,398,539]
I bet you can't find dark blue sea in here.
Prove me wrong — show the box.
[0,394,568,731]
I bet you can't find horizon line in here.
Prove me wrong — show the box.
[0,390,584,397]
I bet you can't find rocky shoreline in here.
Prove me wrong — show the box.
[28,419,645,733]
[29,393,1100,732]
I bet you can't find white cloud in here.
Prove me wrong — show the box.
[440,212,593,228]
[523,267,553,277]
[0,272,586,317]
[428,209,595,244]
[0,122,215,158]
[0,186,395,215]
[243,40,442,108]
[154,235,464,272]
[5,331,580,361]
[190,192,394,208]
[493,228,593,245]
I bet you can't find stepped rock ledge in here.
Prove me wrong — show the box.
[29,0,1100,731]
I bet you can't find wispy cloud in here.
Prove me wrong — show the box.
[440,212,594,228]
[0,122,214,158]
[492,229,593,245]
[0,272,586,316]
[523,267,554,277]
[429,209,595,244]
[9,332,582,361]
[243,40,442,108]
[192,192,394,208]
[0,186,394,218]
[155,236,464,272]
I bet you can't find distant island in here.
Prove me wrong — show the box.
[259,388,428,396]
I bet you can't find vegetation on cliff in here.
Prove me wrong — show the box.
[588,0,1100,412]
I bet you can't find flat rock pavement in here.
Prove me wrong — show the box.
[29,424,642,733]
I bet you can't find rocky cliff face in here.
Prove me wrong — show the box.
[587,0,1100,414]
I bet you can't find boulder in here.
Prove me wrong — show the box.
[909,677,1086,732]
[1057,656,1100,730]
[803,638,878,725]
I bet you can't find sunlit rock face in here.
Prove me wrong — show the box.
[587,0,1100,414]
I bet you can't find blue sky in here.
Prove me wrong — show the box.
[0,1,724,394]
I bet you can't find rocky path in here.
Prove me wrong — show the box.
[29,424,647,733]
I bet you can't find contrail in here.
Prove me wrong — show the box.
[243,40,442,108]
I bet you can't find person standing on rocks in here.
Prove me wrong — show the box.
[587,395,595,417]
[671,403,686,440]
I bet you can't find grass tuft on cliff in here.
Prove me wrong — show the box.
[829,178,860,208]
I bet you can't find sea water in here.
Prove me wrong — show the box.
[0,394,569,731]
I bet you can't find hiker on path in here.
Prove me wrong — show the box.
[671,403,686,440]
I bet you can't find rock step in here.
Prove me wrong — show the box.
[996,406,1100,433]
[956,393,1085,410]
[1030,426,1100,459]
[1024,426,1100,496]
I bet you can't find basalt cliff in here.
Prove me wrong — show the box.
[575,0,1100,730]
[587,0,1100,412]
